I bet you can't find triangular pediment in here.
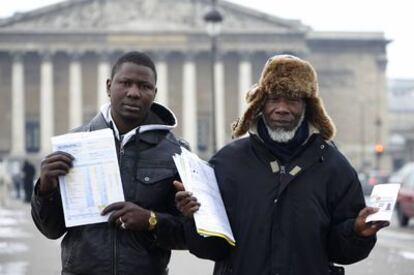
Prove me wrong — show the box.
[0,0,308,34]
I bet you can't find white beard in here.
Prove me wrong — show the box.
[264,110,306,143]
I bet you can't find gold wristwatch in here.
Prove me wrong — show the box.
[148,211,158,231]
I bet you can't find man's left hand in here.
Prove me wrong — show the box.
[354,207,390,237]
[102,202,151,231]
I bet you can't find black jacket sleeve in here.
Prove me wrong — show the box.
[327,171,376,264]
[31,179,67,240]
[152,181,188,250]
[153,212,187,250]
[183,219,230,261]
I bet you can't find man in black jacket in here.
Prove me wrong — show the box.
[32,51,187,275]
[175,55,389,275]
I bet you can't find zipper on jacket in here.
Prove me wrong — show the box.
[119,147,125,167]
[113,137,123,275]
[280,165,286,174]
[113,228,118,275]
[118,134,125,167]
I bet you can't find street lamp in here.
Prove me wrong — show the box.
[204,0,223,153]
[375,117,383,170]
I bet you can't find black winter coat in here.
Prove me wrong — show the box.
[185,133,376,275]
[32,104,187,275]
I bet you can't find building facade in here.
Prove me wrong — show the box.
[388,79,414,169]
[0,0,389,169]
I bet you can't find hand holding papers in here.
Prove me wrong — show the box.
[366,183,401,223]
[173,148,235,246]
[51,129,124,227]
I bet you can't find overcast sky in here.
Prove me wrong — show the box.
[0,0,412,79]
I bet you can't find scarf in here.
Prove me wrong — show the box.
[258,116,309,164]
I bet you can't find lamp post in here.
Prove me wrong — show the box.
[359,99,366,172]
[204,0,223,153]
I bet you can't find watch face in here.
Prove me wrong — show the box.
[149,212,157,228]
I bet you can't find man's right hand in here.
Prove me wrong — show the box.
[39,151,74,195]
[173,181,200,217]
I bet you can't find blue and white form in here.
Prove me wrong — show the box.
[51,128,124,227]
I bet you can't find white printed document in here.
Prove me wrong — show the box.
[51,129,124,227]
[173,148,235,246]
[366,183,401,222]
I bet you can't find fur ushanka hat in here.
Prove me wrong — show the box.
[232,54,336,140]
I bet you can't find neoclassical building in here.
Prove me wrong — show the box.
[0,0,389,169]
[388,79,414,169]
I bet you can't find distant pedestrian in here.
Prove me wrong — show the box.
[10,160,22,199]
[0,160,12,206]
[22,160,35,203]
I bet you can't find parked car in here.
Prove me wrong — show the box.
[391,163,414,227]
[389,162,414,183]
[359,170,389,196]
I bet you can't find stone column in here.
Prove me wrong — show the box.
[214,55,225,149]
[182,54,197,150]
[97,52,110,109]
[238,53,252,116]
[69,52,83,129]
[11,52,25,156]
[155,52,169,107]
[40,52,54,154]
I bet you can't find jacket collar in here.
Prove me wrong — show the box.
[99,102,177,148]
[251,132,330,197]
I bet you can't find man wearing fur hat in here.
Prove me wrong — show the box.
[175,55,388,275]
